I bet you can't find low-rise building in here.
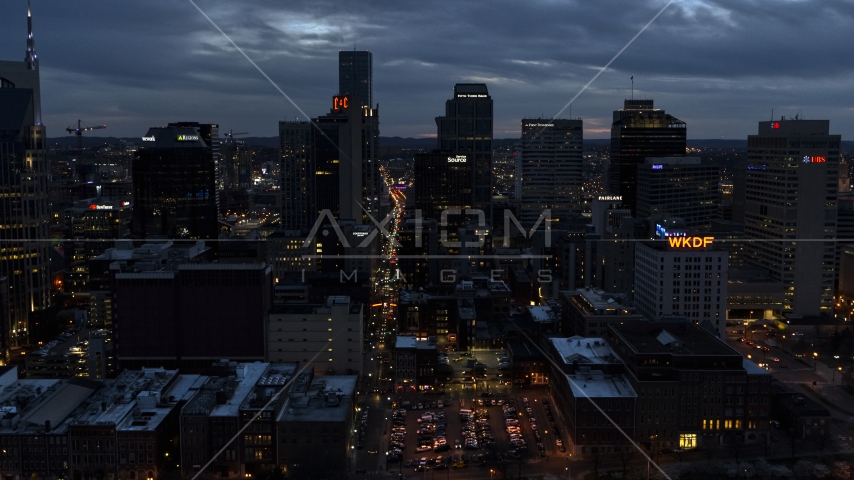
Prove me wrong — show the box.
[276,375,356,477]
[552,369,637,457]
[266,296,363,376]
[772,391,832,440]
[393,335,439,393]
[505,337,549,386]
[608,320,772,452]
[562,288,642,337]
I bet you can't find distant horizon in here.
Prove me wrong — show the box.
[3,2,853,139]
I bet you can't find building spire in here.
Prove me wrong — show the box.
[25,0,37,70]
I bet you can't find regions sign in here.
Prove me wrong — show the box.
[177,135,199,141]
[668,236,714,249]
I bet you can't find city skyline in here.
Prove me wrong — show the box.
[0,1,852,139]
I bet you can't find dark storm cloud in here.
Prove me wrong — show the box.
[1,0,851,139]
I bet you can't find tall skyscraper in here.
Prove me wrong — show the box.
[436,84,493,222]
[0,4,51,351]
[609,99,686,214]
[339,51,372,108]
[279,121,312,230]
[0,1,41,127]
[520,119,583,227]
[636,157,721,230]
[745,119,839,314]
[132,124,218,239]
[312,95,380,223]
[413,152,473,221]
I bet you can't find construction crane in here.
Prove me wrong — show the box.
[222,130,249,144]
[66,119,106,152]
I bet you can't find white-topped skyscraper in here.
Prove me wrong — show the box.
[744,119,840,315]
[520,119,583,228]
[0,2,51,353]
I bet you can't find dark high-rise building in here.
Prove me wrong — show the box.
[312,95,380,223]
[132,124,218,239]
[413,152,473,221]
[113,263,272,371]
[167,122,219,213]
[279,121,312,230]
[636,157,721,230]
[0,5,51,350]
[745,119,839,315]
[520,119,583,227]
[436,84,493,222]
[609,99,686,214]
[63,198,132,294]
[338,51,372,108]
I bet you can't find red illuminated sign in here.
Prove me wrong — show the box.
[771,122,780,129]
[803,155,826,163]
[333,95,349,111]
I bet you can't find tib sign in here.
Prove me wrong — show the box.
[668,236,714,249]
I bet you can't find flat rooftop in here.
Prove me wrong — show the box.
[277,376,356,423]
[551,337,622,365]
[529,306,554,323]
[611,322,739,357]
[506,338,545,361]
[566,372,637,399]
[117,374,205,432]
[211,363,268,417]
[573,288,635,315]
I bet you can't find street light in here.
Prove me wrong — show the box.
[813,352,818,371]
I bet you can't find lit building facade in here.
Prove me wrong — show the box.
[436,84,493,222]
[744,119,839,314]
[520,118,583,227]
[635,237,729,337]
[0,8,51,350]
[609,99,686,214]
[636,157,720,230]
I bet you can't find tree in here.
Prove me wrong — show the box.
[724,435,746,464]
[615,443,636,477]
[830,461,851,480]
[702,440,718,463]
[813,431,835,456]
[787,428,804,462]
[588,446,603,478]
[759,433,776,459]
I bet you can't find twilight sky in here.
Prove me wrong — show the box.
[2,0,852,139]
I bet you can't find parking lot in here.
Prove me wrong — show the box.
[383,395,547,475]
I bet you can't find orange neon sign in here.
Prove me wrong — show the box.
[333,95,349,111]
[668,236,714,249]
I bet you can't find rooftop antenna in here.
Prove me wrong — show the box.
[771,109,773,122]
[631,75,634,100]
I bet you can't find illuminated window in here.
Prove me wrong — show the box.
[724,420,733,429]
[679,433,697,449]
